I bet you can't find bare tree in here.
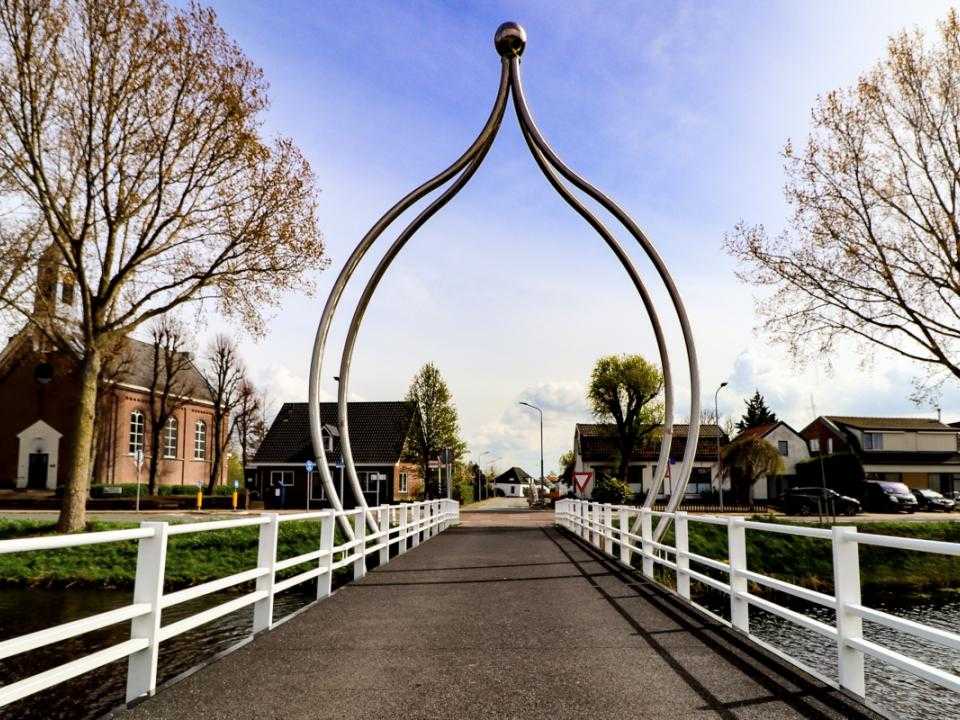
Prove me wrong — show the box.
[205,335,244,493]
[0,0,324,530]
[232,377,263,475]
[145,318,195,494]
[725,10,960,400]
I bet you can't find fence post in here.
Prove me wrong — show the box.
[591,504,600,547]
[125,522,168,703]
[411,504,421,547]
[378,506,390,565]
[640,508,654,579]
[675,511,690,600]
[317,512,335,600]
[252,513,279,634]
[579,501,587,539]
[353,511,366,580]
[399,504,409,553]
[602,504,613,553]
[727,517,749,632]
[618,507,632,566]
[832,526,865,696]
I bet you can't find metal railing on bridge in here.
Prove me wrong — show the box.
[0,499,459,710]
[555,498,960,701]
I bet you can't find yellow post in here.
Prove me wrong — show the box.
[231,490,238,511]
[196,488,203,511]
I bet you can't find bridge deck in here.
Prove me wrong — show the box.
[117,512,882,720]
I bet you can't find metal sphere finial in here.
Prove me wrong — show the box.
[494,22,526,57]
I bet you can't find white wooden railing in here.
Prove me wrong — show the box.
[555,498,960,700]
[0,499,459,709]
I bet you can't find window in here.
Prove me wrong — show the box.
[399,472,408,493]
[863,432,883,451]
[194,420,207,459]
[323,431,333,452]
[60,281,74,306]
[270,470,294,486]
[128,410,145,455]
[777,440,789,457]
[163,417,178,458]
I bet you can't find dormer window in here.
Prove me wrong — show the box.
[322,430,333,452]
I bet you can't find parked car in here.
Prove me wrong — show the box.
[861,480,918,513]
[777,487,861,516]
[911,488,957,512]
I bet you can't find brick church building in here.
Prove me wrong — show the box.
[0,249,224,491]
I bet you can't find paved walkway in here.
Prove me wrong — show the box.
[116,513,882,720]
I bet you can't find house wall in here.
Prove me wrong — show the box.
[801,418,849,456]
[764,425,810,475]
[107,389,222,487]
[0,347,81,489]
[575,460,720,500]
[394,462,422,501]
[256,463,399,510]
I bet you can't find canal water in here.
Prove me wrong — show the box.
[0,586,957,719]
[697,593,960,720]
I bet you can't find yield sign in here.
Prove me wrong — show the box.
[573,471,592,494]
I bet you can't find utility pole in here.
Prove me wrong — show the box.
[519,401,544,500]
[715,382,728,512]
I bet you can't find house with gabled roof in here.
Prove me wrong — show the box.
[248,401,423,509]
[731,421,809,500]
[491,466,536,497]
[573,423,728,501]
[801,416,960,495]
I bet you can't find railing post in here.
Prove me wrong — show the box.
[618,507,632,566]
[317,512,335,600]
[602,504,612,553]
[399,504,409,553]
[353,511,366,580]
[579,501,587,539]
[411,504,421,547]
[591,504,600,547]
[832,526,865,696]
[727,517,749,632]
[125,521,168,703]
[378,506,390,565]
[252,513,279,634]
[640,508,654,579]
[675,511,690,600]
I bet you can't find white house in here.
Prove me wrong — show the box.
[572,423,727,501]
[492,467,537,497]
[732,421,810,500]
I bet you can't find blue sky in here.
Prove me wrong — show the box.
[200,1,960,475]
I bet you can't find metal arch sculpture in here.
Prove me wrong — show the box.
[308,22,701,542]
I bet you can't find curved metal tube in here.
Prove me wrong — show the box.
[508,56,701,538]
[337,104,506,526]
[516,122,674,512]
[306,61,511,536]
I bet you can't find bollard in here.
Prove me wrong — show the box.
[231,490,238,512]
[196,488,203,511]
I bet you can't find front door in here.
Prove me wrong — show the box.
[27,453,48,489]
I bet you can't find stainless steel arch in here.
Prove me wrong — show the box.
[507,55,701,539]
[310,22,701,542]
[307,63,510,538]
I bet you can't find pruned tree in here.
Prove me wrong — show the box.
[736,391,778,432]
[232,377,263,477]
[205,335,244,493]
[720,436,784,503]
[0,0,325,530]
[145,317,195,494]
[587,354,664,482]
[725,10,960,401]
[403,362,466,499]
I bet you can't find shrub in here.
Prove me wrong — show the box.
[590,474,630,504]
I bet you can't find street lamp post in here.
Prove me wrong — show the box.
[519,401,544,499]
[715,382,728,512]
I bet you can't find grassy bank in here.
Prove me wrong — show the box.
[0,519,353,590]
[661,516,960,600]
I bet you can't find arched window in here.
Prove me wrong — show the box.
[128,410,145,455]
[163,417,178,459]
[194,420,207,460]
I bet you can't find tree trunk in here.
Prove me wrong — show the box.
[208,416,224,494]
[147,427,161,495]
[617,439,632,483]
[57,350,101,533]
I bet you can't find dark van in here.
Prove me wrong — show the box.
[861,480,918,513]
